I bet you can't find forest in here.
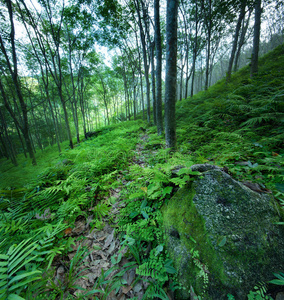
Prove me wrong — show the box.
[0,0,284,299]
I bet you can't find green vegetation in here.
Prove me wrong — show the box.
[0,45,283,299]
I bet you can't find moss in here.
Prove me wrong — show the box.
[162,169,284,299]
[162,183,227,298]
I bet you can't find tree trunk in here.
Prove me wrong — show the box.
[134,0,151,123]
[0,109,18,166]
[165,0,178,150]
[0,0,37,165]
[150,42,156,125]
[227,1,246,82]
[234,8,252,72]
[250,0,262,77]
[154,0,163,135]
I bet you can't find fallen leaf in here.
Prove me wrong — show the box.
[104,230,114,249]
[64,227,72,235]
[122,285,133,294]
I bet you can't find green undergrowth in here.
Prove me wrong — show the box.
[176,44,284,199]
[0,45,284,299]
[0,120,145,299]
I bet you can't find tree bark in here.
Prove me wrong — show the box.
[134,0,151,123]
[165,0,178,150]
[234,8,252,72]
[150,42,156,125]
[154,0,163,135]
[250,0,262,77]
[227,1,246,82]
[0,0,37,165]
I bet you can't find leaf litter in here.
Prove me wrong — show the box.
[52,134,152,299]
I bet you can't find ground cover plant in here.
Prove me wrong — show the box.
[0,45,283,299]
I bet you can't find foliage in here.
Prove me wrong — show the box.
[269,272,284,286]
[1,45,284,299]
[0,239,41,300]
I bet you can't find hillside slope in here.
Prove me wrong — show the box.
[0,44,283,299]
[174,43,284,194]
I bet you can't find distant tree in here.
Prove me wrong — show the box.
[133,0,151,123]
[165,0,178,149]
[0,0,37,165]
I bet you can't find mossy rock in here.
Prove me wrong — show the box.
[162,169,284,299]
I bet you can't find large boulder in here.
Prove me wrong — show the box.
[162,167,284,299]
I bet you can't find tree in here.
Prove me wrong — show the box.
[227,0,247,82]
[0,0,37,165]
[165,0,178,149]
[250,0,262,77]
[133,0,151,123]
[154,0,163,135]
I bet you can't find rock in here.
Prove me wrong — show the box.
[171,163,222,175]
[190,163,222,172]
[276,292,284,300]
[162,168,284,300]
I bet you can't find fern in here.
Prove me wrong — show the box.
[216,132,243,140]
[0,239,42,299]
[247,282,272,300]
[269,272,284,285]
[92,202,111,220]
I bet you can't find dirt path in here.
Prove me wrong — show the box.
[53,134,151,299]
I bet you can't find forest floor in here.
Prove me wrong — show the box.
[1,44,283,300]
[53,133,156,300]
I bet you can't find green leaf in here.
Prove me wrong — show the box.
[165,260,176,274]
[162,186,173,197]
[8,270,42,287]
[129,211,139,219]
[0,268,8,273]
[141,210,149,219]
[269,279,284,285]
[155,245,163,256]
[0,255,9,260]
[218,236,227,247]
[7,294,26,300]
[147,184,160,197]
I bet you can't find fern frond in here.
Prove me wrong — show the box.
[216,132,243,140]
[0,239,41,299]
[241,116,276,127]
[92,202,111,220]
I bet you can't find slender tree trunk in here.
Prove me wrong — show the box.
[202,0,212,91]
[165,0,178,150]
[234,8,252,72]
[134,0,151,123]
[227,2,246,82]
[15,122,27,158]
[133,73,137,120]
[150,42,157,124]
[0,0,37,165]
[139,72,145,120]
[251,0,262,77]
[179,57,184,101]
[0,109,18,165]
[154,0,163,135]
[0,132,9,160]
[191,1,198,98]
